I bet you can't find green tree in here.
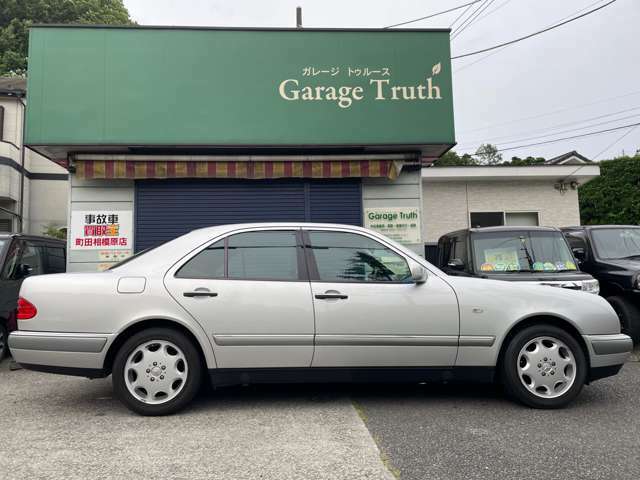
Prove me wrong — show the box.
[433,150,478,166]
[504,156,546,166]
[0,0,133,76]
[475,143,502,165]
[579,154,640,225]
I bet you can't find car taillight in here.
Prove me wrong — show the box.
[17,297,37,320]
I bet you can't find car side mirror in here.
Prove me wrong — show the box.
[15,263,33,280]
[408,260,428,284]
[447,258,465,270]
[572,247,585,261]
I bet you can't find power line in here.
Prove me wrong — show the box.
[451,0,498,40]
[450,1,479,28]
[384,0,482,29]
[451,0,617,59]
[458,88,640,135]
[593,124,640,160]
[460,112,640,151]
[453,0,605,73]
[458,105,640,147]
[451,0,491,37]
[462,121,640,156]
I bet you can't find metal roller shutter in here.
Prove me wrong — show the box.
[135,178,362,251]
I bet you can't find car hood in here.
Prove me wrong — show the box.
[441,273,619,335]
[599,258,640,272]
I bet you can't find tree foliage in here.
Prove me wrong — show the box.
[504,156,546,166]
[579,155,640,225]
[434,150,479,166]
[475,143,503,165]
[0,0,133,75]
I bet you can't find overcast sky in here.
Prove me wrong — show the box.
[123,0,640,161]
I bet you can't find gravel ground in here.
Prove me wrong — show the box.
[0,361,392,480]
[355,361,640,480]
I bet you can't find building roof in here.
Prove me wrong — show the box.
[421,164,600,184]
[0,77,26,97]
[544,151,592,165]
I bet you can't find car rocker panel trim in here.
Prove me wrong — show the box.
[9,331,107,353]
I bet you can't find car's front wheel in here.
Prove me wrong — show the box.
[112,328,202,415]
[501,325,587,408]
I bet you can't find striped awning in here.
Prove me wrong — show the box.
[75,160,399,180]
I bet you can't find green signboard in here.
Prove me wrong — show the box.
[26,26,454,149]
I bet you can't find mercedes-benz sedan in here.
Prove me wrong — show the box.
[9,223,632,415]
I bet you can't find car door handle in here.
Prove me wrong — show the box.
[183,291,218,298]
[315,293,348,300]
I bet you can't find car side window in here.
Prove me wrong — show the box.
[228,231,299,281]
[176,240,225,279]
[1,240,20,279]
[307,231,412,283]
[20,242,45,276]
[46,246,66,273]
[565,234,586,250]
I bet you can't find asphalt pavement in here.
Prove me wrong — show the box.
[355,362,640,480]
[0,357,638,480]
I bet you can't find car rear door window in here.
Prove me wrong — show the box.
[46,246,66,273]
[20,242,45,276]
[228,231,299,281]
[307,231,411,283]
[176,240,225,279]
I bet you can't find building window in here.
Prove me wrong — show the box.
[469,211,539,228]
[0,219,11,232]
[470,212,504,228]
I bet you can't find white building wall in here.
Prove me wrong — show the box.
[0,95,69,234]
[422,180,581,242]
[67,175,134,272]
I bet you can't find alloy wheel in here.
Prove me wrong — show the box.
[124,340,189,405]
[517,336,577,399]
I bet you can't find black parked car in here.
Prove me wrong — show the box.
[0,234,66,359]
[562,225,640,343]
[436,226,600,293]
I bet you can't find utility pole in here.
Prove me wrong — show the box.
[296,6,303,28]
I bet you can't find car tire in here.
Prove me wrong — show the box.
[112,327,202,416]
[501,324,587,409]
[0,322,7,361]
[607,296,640,344]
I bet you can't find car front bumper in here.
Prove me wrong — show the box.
[8,331,111,378]
[583,333,633,381]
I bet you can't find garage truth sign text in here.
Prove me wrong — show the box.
[278,63,443,109]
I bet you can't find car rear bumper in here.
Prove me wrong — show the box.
[8,331,111,378]
[583,333,633,381]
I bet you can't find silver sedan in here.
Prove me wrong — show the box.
[9,223,633,415]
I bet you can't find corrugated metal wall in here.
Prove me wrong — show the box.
[135,179,362,251]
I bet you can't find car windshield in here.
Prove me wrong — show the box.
[471,230,577,273]
[591,228,640,260]
[0,239,7,256]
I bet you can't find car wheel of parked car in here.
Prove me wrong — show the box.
[607,296,640,344]
[501,325,587,409]
[112,328,202,416]
[0,322,7,360]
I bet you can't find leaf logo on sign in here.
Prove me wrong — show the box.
[432,62,441,76]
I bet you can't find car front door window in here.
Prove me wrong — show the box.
[307,231,411,283]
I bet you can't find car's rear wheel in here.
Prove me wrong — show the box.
[0,322,7,360]
[112,328,202,416]
[607,296,640,344]
[501,324,587,408]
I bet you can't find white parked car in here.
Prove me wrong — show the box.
[9,223,632,415]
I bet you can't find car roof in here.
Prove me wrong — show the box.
[0,233,65,243]
[562,225,640,230]
[442,226,561,237]
[190,222,375,235]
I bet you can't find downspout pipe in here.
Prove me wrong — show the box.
[17,96,26,233]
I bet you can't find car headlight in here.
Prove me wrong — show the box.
[581,279,600,295]
[634,273,640,289]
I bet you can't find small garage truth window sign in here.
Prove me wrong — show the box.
[364,207,421,244]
